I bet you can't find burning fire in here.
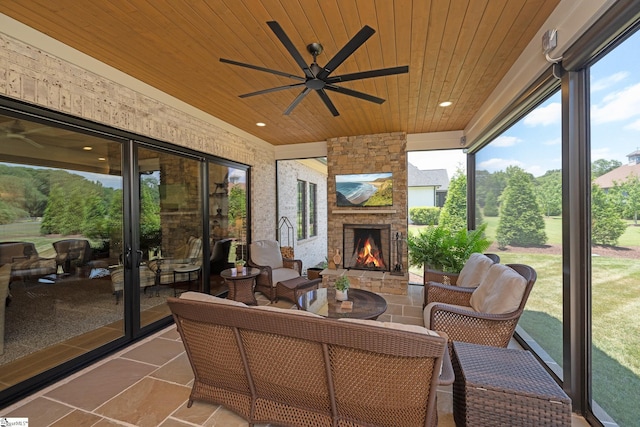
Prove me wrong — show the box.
[355,235,386,269]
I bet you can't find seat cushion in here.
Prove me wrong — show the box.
[457,253,495,287]
[250,240,283,269]
[469,263,527,314]
[180,291,248,307]
[271,267,300,286]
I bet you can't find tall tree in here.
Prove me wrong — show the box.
[592,159,622,178]
[535,169,562,217]
[621,175,640,225]
[591,184,626,245]
[438,169,467,231]
[496,166,547,248]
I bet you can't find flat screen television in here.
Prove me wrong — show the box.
[335,172,393,207]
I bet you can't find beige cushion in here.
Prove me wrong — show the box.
[469,264,527,314]
[340,317,441,337]
[179,291,247,307]
[252,304,324,318]
[271,267,300,286]
[423,302,472,329]
[457,253,495,287]
[250,240,283,269]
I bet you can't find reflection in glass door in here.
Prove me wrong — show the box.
[0,112,125,391]
[137,147,203,328]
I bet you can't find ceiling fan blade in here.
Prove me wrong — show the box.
[325,84,385,104]
[316,90,340,116]
[220,58,305,81]
[239,83,305,98]
[326,65,409,83]
[266,21,314,79]
[317,25,376,80]
[284,87,313,115]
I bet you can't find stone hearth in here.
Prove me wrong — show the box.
[321,268,409,295]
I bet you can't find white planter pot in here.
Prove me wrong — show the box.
[335,289,348,301]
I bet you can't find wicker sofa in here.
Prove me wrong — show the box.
[168,292,453,427]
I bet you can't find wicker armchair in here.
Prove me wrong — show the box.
[248,239,301,302]
[424,263,537,349]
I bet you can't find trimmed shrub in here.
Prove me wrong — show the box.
[409,206,440,225]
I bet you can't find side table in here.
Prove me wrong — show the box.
[221,267,260,305]
[452,341,571,426]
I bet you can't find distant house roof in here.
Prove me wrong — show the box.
[408,163,449,190]
[593,163,640,189]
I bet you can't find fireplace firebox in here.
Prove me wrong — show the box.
[343,224,391,272]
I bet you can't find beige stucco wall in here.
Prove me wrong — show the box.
[0,31,276,240]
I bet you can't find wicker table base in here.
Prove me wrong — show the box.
[221,267,260,305]
[452,341,571,427]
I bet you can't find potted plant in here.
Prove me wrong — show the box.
[334,275,350,301]
[235,259,246,274]
[407,223,491,274]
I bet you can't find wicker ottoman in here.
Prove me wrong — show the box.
[276,276,321,305]
[452,341,571,426]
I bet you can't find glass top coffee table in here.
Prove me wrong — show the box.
[297,288,387,320]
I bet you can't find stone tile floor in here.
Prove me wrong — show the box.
[2,285,590,426]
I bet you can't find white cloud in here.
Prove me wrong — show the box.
[591,82,640,124]
[625,118,640,131]
[477,158,524,172]
[591,71,629,92]
[526,165,545,176]
[491,135,521,147]
[524,102,561,126]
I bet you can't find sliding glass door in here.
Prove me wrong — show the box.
[0,111,127,390]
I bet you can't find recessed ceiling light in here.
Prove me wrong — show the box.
[439,101,453,107]
[98,157,106,161]
[256,122,266,127]
[83,146,93,151]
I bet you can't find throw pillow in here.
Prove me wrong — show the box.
[457,253,495,287]
[249,240,284,269]
[469,263,527,314]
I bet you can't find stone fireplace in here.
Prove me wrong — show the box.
[323,132,409,295]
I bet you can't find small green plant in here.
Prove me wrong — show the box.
[235,259,246,267]
[334,275,350,291]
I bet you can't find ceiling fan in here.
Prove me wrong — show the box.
[220,21,409,117]
[0,120,44,148]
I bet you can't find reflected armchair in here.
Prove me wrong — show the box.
[53,239,92,275]
[248,239,301,302]
[423,263,537,349]
[148,236,203,286]
[209,238,233,286]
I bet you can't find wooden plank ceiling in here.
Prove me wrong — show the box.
[0,0,559,146]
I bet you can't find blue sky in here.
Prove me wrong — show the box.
[474,29,640,177]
